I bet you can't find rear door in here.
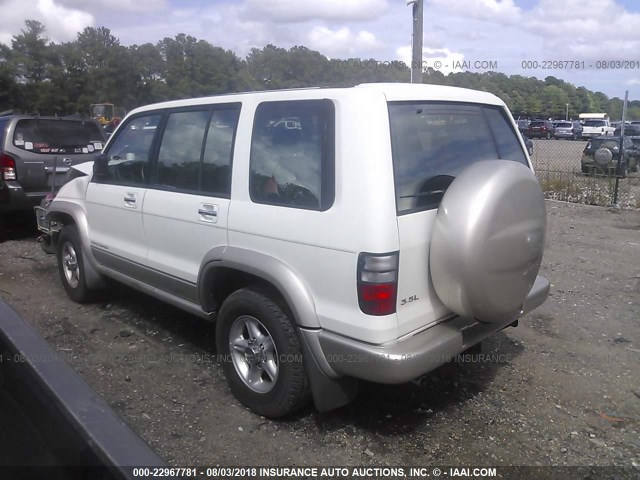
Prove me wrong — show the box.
[142,105,239,293]
[8,118,104,193]
[388,102,529,336]
[85,112,162,267]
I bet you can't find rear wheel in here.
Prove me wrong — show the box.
[56,225,93,303]
[216,287,310,418]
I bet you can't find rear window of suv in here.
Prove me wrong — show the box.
[584,120,606,127]
[12,119,104,154]
[389,102,528,214]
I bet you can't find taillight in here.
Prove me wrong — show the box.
[357,252,398,316]
[1,153,16,180]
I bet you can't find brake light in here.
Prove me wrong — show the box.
[357,252,398,316]
[1,153,16,180]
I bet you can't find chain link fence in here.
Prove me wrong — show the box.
[529,138,640,209]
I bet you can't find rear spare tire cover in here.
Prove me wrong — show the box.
[593,147,613,167]
[429,160,546,323]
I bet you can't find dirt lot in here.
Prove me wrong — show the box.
[0,200,639,469]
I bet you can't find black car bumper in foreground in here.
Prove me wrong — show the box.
[0,300,166,477]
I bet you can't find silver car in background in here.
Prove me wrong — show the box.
[554,121,582,140]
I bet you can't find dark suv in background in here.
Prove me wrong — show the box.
[527,120,555,139]
[0,112,104,215]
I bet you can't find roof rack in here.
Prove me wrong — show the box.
[0,109,16,117]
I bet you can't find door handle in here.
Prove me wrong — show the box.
[124,193,137,208]
[197,208,218,217]
[198,204,219,222]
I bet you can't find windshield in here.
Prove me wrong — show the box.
[584,120,606,127]
[556,122,572,128]
[13,119,104,154]
[389,102,528,214]
[529,121,545,127]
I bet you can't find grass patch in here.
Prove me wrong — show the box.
[538,171,615,206]
[537,171,640,209]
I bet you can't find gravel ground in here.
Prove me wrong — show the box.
[0,200,639,469]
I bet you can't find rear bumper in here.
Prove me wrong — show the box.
[581,159,626,170]
[554,132,578,138]
[527,132,551,138]
[0,181,48,213]
[581,132,606,139]
[313,275,550,384]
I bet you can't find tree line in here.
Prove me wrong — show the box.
[1,20,638,121]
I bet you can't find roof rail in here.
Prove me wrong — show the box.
[0,109,15,117]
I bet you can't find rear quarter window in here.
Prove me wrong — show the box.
[389,102,528,214]
[12,119,105,154]
[249,100,335,211]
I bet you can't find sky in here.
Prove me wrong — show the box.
[0,0,639,100]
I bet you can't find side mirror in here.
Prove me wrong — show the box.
[93,154,109,181]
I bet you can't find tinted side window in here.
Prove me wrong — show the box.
[250,100,334,211]
[201,108,239,196]
[100,113,162,186]
[156,110,209,192]
[151,106,239,196]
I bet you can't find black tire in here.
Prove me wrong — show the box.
[216,287,310,418]
[56,225,93,303]
[581,164,589,175]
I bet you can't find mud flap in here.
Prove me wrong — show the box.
[299,330,358,413]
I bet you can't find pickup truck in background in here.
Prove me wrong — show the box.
[581,118,615,138]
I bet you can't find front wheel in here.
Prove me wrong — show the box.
[56,225,93,303]
[216,287,310,417]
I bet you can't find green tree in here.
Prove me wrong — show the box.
[0,43,17,110]
[541,85,570,119]
[12,20,49,83]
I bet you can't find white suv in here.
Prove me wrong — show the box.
[37,84,549,417]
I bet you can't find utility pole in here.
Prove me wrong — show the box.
[407,0,423,83]
[613,90,628,206]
